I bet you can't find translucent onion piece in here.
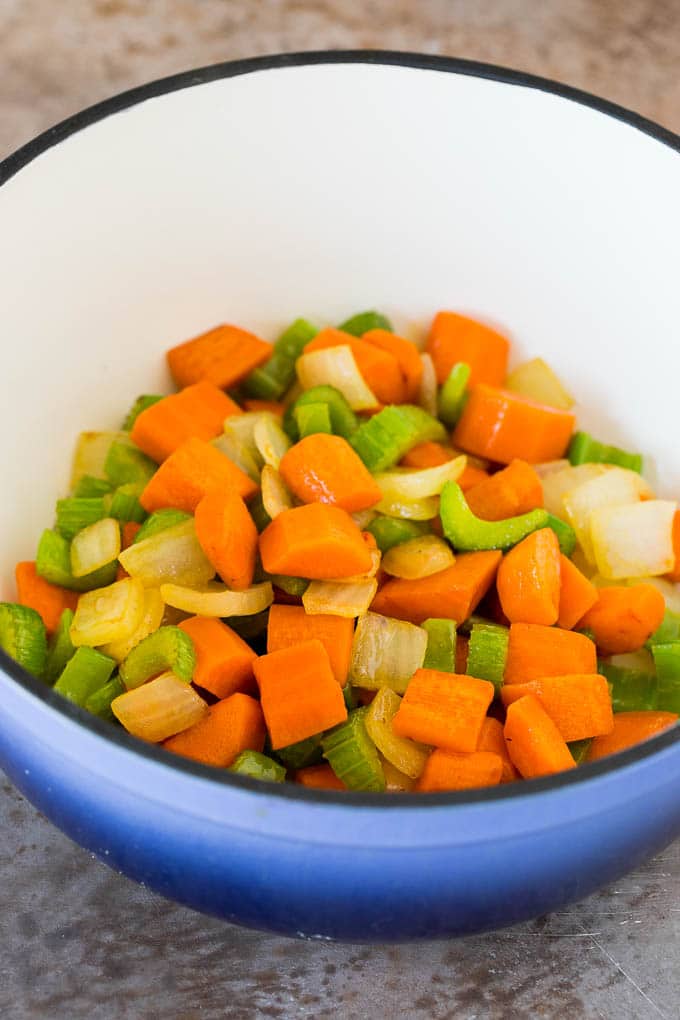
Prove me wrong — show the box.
[417,352,438,416]
[212,432,261,482]
[119,519,215,588]
[349,611,427,693]
[70,517,121,577]
[112,671,208,743]
[609,649,655,673]
[506,357,575,410]
[160,581,274,617]
[302,578,378,618]
[541,463,609,519]
[590,499,676,579]
[222,413,266,468]
[100,587,165,663]
[365,687,430,777]
[253,415,291,469]
[374,495,440,520]
[533,459,571,479]
[382,535,455,580]
[70,577,145,648]
[375,455,467,502]
[296,346,378,411]
[70,430,132,488]
[563,467,654,563]
[261,464,295,519]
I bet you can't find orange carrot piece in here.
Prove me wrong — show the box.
[167,323,272,389]
[254,639,347,749]
[279,434,382,513]
[178,616,257,699]
[163,692,265,767]
[501,674,614,742]
[392,669,494,752]
[477,717,519,783]
[416,749,503,792]
[578,584,666,655]
[586,711,678,762]
[665,510,680,582]
[426,311,510,386]
[503,695,576,778]
[465,459,543,521]
[140,437,257,514]
[242,399,285,416]
[458,465,491,492]
[371,551,502,625]
[131,381,241,463]
[267,604,354,686]
[295,764,347,791]
[304,328,406,405]
[496,528,561,626]
[557,554,598,630]
[455,635,469,674]
[194,488,258,590]
[504,622,597,683]
[121,522,142,549]
[259,503,373,579]
[400,441,452,468]
[453,385,576,464]
[362,328,423,401]
[15,562,79,635]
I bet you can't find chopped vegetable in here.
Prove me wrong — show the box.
[578,584,666,655]
[119,625,195,690]
[302,578,378,618]
[140,437,257,515]
[465,459,543,522]
[85,675,125,722]
[160,581,273,618]
[167,322,272,390]
[321,707,385,792]
[56,497,109,541]
[119,519,214,589]
[438,362,471,427]
[133,508,192,544]
[392,669,494,752]
[590,500,676,579]
[194,488,258,591]
[503,695,576,778]
[466,621,508,692]
[422,618,457,672]
[70,518,121,578]
[337,310,393,336]
[363,328,423,402]
[267,604,354,686]
[651,642,680,713]
[164,692,265,766]
[73,475,114,498]
[440,481,549,551]
[567,431,643,473]
[504,623,597,683]
[242,318,318,400]
[365,516,429,553]
[382,535,455,580]
[427,311,509,387]
[287,385,358,441]
[477,717,518,782]
[294,402,332,438]
[15,561,79,634]
[297,345,379,411]
[561,467,653,563]
[599,661,658,712]
[375,456,467,503]
[416,749,503,792]
[371,552,502,625]
[506,358,574,411]
[70,431,131,488]
[44,609,76,685]
[70,577,145,648]
[259,503,372,579]
[104,440,156,487]
[253,414,291,470]
[100,587,165,663]
[109,483,147,524]
[279,434,383,512]
[0,603,47,678]
[304,328,405,405]
[276,734,324,771]
[496,528,561,626]
[350,404,446,473]
[230,750,286,783]
[122,395,163,431]
[501,674,614,741]
[54,646,116,705]
[557,554,598,630]
[365,688,430,778]
[349,612,427,694]
[112,671,208,743]
[131,381,241,463]
[177,616,256,698]
[586,711,678,761]
[417,352,438,415]
[546,514,577,557]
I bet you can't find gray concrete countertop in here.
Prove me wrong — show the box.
[1,3,679,1017]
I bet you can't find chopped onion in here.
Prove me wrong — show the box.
[417,353,438,416]
[302,578,378,617]
[222,413,266,468]
[533,459,571,479]
[70,517,121,577]
[374,495,440,520]
[212,432,261,482]
[563,467,654,562]
[160,581,274,617]
[375,455,466,502]
[365,687,430,777]
[253,415,291,469]
[261,464,295,519]
[100,587,165,663]
[296,346,378,410]
[349,611,427,693]
[590,499,676,579]
[112,671,208,743]
[119,519,215,588]
[382,535,455,579]
[71,430,132,488]
[70,577,145,647]
[506,357,575,410]
[541,463,609,518]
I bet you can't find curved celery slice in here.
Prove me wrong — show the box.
[70,577,145,648]
[440,481,549,551]
[85,675,125,722]
[568,431,643,473]
[0,603,47,678]
[119,519,214,588]
[104,440,156,487]
[160,581,273,618]
[109,483,147,524]
[321,708,385,792]
[546,513,577,556]
[365,687,430,779]
[112,672,207,743]
[56,497,109,541]
[466,621,509,692]
[70,518,121,578]
[350,405,447,473]
[438,362,471,427]
[133,509,191,545]
[230,750,286,783]
[242,318,318,401]
[54,646,116,705]
[275,734,323,770]
[36,529,118,593]
[338,310,392,336]
[288,385,358,441]
[294,402,332,438]
[44,608,76,685]
[349,612,427,694]
[119,625,195,690]
[422,618,457,672]
[365,516,430,554]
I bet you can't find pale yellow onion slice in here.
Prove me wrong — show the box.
[590,499,676,579]
[349,611,427,693]
[382,535,455,580]
[541,463,609,518]
[302,578,378,618]
[253,415,291,469]
[119,519,215,589]
[506,357,575,410]
[222,412,266,468]
[70,517,121,577]
[296,346,378,411]
[261,464,295,519]
[417,352,438,416]
[374,495,440,521]
[70,430,132,488]
[365,687,430,778]
[160,581,274,617]
[112,671,208,743]
[212,432,261,482]
[563,467,654,563]
[70,576,146,647]
[533,459,571,479]
[100,587,165,663]
[375,455,467,502]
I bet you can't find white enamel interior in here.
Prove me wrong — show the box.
[1,61,679,597]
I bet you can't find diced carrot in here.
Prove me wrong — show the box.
[586,711,678,762]
[453,385,576,464]
[140,437,257,514]
[504,622,597,683]
[371,552,501,625]
[304,328,406,404]
[362,328,423,401]
[121,522,142,549]
[501,674,614,742]
[465,460,543,521]
[557,555,598,630]
[253,639,347,749]
[477,717,519,783]
[400,441,452,468]
[392,669,494,752]
[15,561,79,635]
[459,465,491,492]
[455,635,469,674]
[295,764,347,790]
[163,693,265,767]
[496,528,561,626]
[665,510,680,582]
[178,616,257,699]
[259,503,373,579]
[194,488,258,590]
[279,434,382,513]
[267,604,354,685]
[426,311,510,386]
[131,381,241,463]
[578,584,666,655]
[416,749,503,792]
[503,695,576,778]
[167,323,272,389]
[242,399,285,416]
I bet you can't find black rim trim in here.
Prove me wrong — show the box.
[1,49,679,812]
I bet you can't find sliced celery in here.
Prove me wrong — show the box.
[36,529,117,593]
[0,603,47,678]
[440,481,549,551]
[73,475,113,499]
[85,675,125,723]
[349,612,427,694]
[438,362,471,427]
[119,625,195,690]
[546,513,577,557]
[568,431,643,474]
[343,684,359,711]
[288,385,358,442]
[351,405,447,473]
[651,642,680,713]
[230,750,286,783]
[70,577,146,648]
[274,734,324,770]
[646,609,680,649]
[54,646,116,705]
[322,708,386,792]
[242,318,318,400]
[133,508,191,544]
[365,687,430,778]
[365,516,430,554]
[112,672,208,743]
[119,519,214,588]
[294,402,332,438]
[109,482,147,524]
[55,497,109,541]
[467,622,509,692]
[44,608,76,685]
[422,618,457,672]
[122,394,163,431]
[568,738,592,765]
[338,310,393,336]
[598,661,658,712]
[104,440,156,487]
[70,517,121,577]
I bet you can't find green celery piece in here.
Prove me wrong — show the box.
[422,618,457,672]
[269,575,309,597]
[104,440,156,487]
[651,642,680,713]
[365,516,430,554]
[294,402,332,438]
[350,405,447,473]
[646,609,680,649]
[133,508,191,544]
[242,319,318,400]
[73,475,114,499]
[438,362,471,427]
[123,395,163,431]
[85,675,125,723]
[467,621,509,692]
[322,708,385,792]
[119,626,196,689]
[230,750,287,783]
[55,497,108,541]
[343,684,359,711]
[275,734,324,770]
[440,481,549,551]
[598,662,658,712]
[248,494,272,534]
[289,385,358,442]
[36,529,117,592]
[546,513,577,556]
[44,608,76,685]
[54,646,116,706]
[568,431,643,474]
[568,738,592,765]
[337,311,393,336]
[109,483,147,523]
[0,603,47,678]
